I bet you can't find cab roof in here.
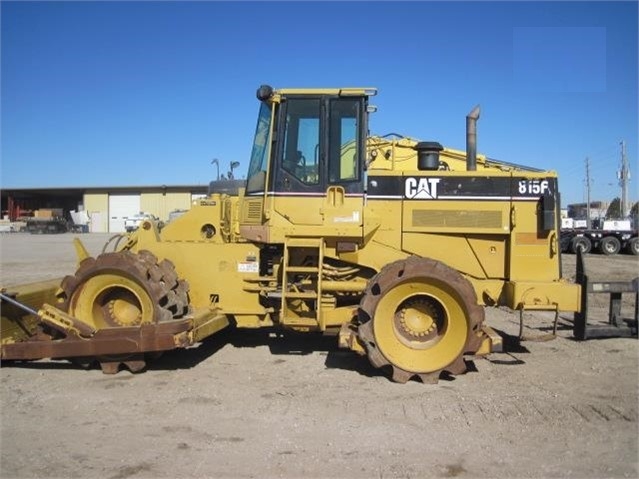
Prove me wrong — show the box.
[275,87,378,97]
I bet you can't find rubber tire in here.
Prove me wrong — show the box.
[58,250,189,328]
[570,236,592,255]
[626,237,639,256]
[599,236,621,256]
[358,256,484,383]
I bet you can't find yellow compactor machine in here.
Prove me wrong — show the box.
[2,85,637,382]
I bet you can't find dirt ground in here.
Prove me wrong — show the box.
[1,233,637,479]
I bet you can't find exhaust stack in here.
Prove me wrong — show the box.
[466,105,481,171]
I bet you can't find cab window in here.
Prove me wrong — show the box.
[282,99,320,185]
[246,102,273,194]
[328,99,359,183]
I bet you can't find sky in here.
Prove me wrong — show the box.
[1,0,637,207]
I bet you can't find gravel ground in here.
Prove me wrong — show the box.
[1,232,637,479]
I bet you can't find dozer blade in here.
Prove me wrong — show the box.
[1,282,194,363]
[1,308,193,361]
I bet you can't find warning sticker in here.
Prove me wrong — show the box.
[237,262,259,273]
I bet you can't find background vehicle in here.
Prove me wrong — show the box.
[1,85,636,382]
[124,212,159,232]
[560,219,638,256]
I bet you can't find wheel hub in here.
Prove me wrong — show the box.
[398,299,438,338]
[107,295,142,326]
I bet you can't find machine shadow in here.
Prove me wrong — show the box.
[149,327,384,378]
[483,327,530,366]
[2,359,83,371]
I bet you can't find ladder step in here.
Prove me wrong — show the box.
[280,317,318,328]
[281,237,324,326]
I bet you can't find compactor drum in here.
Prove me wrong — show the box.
[2,85,635,382]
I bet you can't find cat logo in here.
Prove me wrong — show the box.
[404,177,441,199]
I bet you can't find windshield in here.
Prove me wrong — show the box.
[246,102,272,194]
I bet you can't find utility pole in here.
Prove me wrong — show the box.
[585,157,592,228]
[618,140,630,218]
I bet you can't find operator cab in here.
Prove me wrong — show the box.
[241,85,377,242]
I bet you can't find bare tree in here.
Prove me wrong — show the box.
[605,197,622,219]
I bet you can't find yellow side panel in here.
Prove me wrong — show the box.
[134,238,264,314]
[504,280,581,312]
[467,237,508,278]
[266,194,363,242]
[402,233,506,279]
[508,200,559,281]
[273,196,324,225]
[363,200,402,250]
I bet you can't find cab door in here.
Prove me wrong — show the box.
[271,95,365,233]
[272,97,324,225]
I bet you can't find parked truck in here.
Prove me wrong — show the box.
[560,218,638,256]
[24,209,68,234]
[1,85,637,383]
